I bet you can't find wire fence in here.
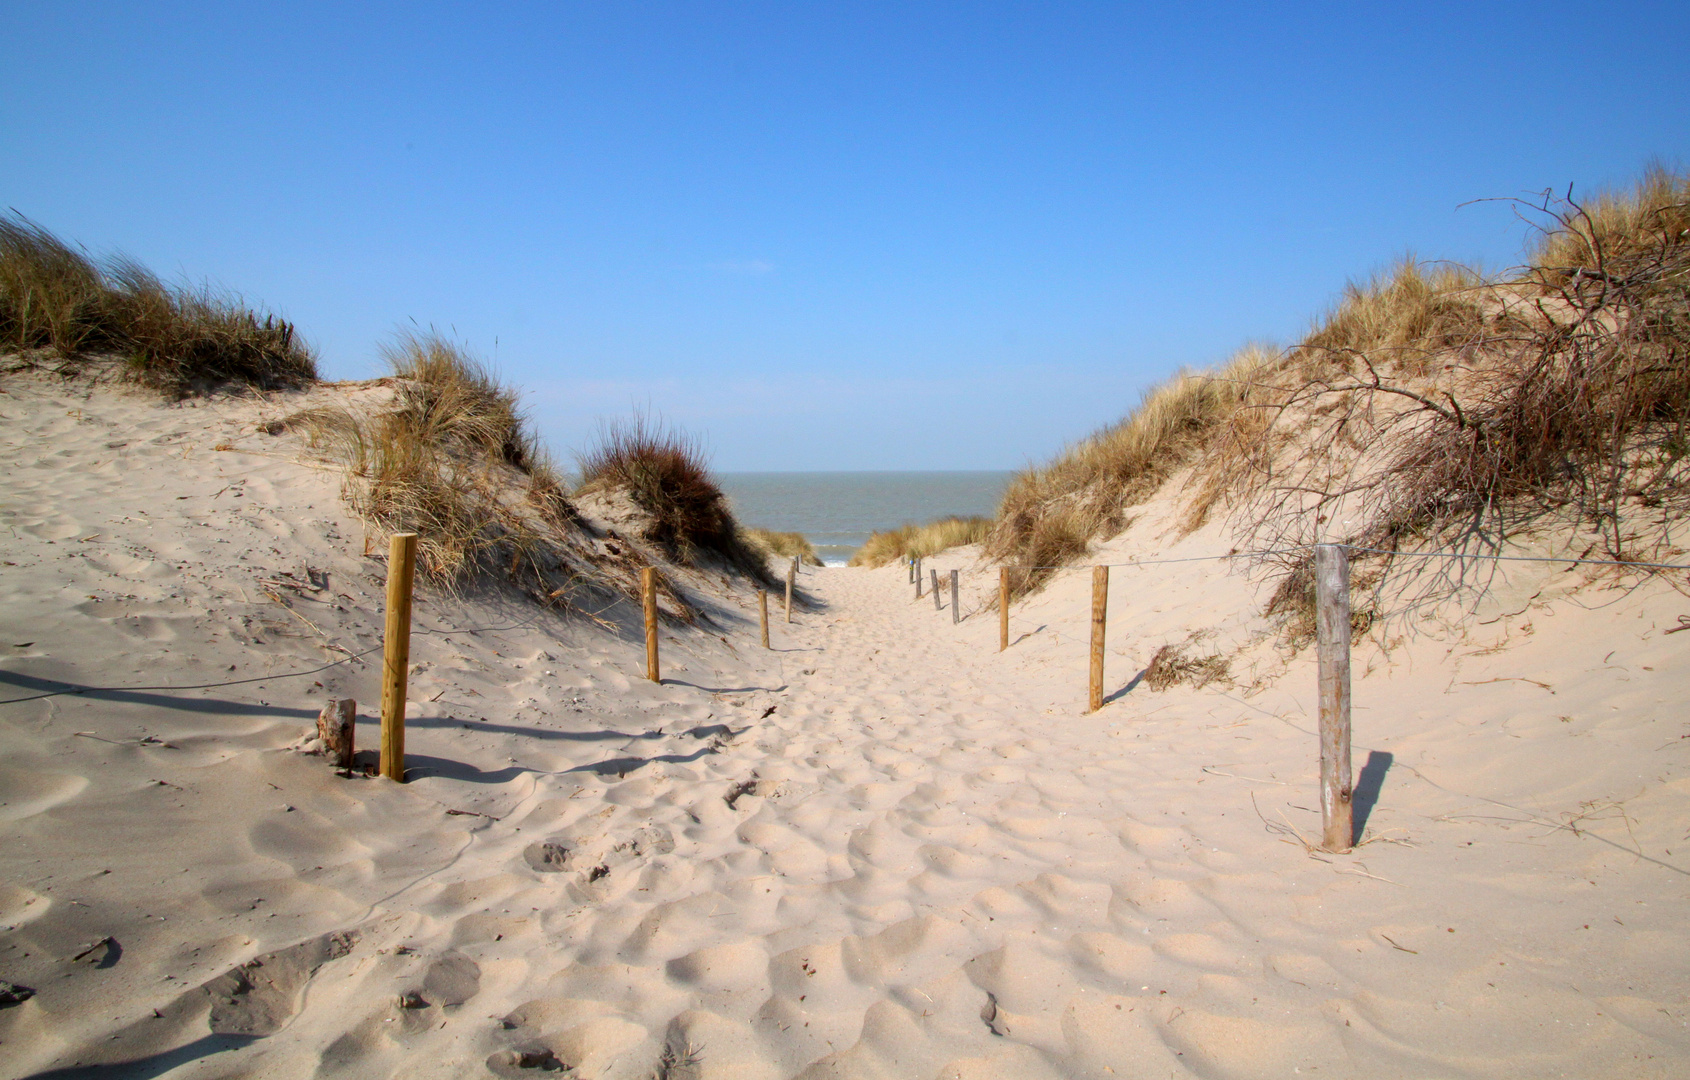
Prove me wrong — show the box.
[993,543,1690,572]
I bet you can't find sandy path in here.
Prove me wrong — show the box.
[3,374,1689,1078]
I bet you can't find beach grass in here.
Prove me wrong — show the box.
[743,528,823,567]
[577,414,772,582]
[287,332,593,598]
[0,213,315,393]
[987,164,1690,602]
[849,516,992,568]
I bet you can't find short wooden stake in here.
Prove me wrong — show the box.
[931,568,941,611]
[317,698,355,770]
[999,567,1010,651]
[950,569,959,624]
[379,532,418,783]
[1088,565,1108,712]
[758,589,770,649]
[642,567,660,683]
[1315,544,1354,852]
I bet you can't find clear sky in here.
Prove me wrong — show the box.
[5,2,1687,470]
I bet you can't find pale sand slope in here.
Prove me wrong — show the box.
[3,373,1690,1079]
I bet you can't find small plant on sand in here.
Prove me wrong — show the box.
[1142,641,1231,691]
[576,414,771,582]
[848,516,992,568]
[0,213,315,392]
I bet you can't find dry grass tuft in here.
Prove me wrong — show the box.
[744,528,823,567]
[990,165,1690,615]
[288,333,614,609]
[1142,641,1231,691]
[987,345,1275,595]
[1233,168,1690,587]
[0,213,315,392]
[1298,257,1489,375]
[577,415,770,583]
[849,516,992,568]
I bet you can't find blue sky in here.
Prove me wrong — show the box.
[5,2,1687,470]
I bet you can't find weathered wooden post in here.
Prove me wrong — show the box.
[1315,544,1354,852]
[950,569,959,624]
[758,589,770,649]
[642,567,660,682]
[380,532,418,782]
[317,698,355,770]
[784,560,794,623]
[931,568,941,611]
[999,567,1010,651]
[1088,565,1108,712]
[915,557,923,598]
[908,556,915,584]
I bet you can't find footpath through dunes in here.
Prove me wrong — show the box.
[3,373,1690,1078]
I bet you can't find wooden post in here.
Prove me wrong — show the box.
[642,567,660,683]
[915,557,923,598]
[317,698,355,770]
[908,556,915,584]
[380,532,418,783]
[999,568,1010,651]
[1315,544,1354,852]
[950,569,959,624]
[1088,565,1108,712]
[931,568,941,611]
[758,589,770,649]
[784,560,794,623]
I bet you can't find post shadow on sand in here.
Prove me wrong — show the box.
[21,1034,260,1080]
[1352,750,1393,844]
[1100,667,1150,707]
[375,721,747,783]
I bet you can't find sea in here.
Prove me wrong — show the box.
[717,471,1014,566]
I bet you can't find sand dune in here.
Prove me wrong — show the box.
[3,372,1689,1078]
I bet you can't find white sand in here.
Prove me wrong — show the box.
[3,372,1689,1078]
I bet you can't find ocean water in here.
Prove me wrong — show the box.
[718,471,1014,566]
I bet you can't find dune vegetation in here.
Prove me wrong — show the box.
[743,528,824,567]
[0,213,315,393]
[576,414,773,583]
[987,165,1690,602]
[848,516,993,568]
[0,213,778,614]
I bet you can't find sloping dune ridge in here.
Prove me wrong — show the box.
[3,368,1690,1078]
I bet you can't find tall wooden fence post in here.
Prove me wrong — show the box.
[784,560,794,623]
[999,568,1010,652]
[642,567,660,683]
[380,532,418,783]
[950,569,959,624]
[1315,544,1354,852]
[1088,565,1108,712]
[915,557,923,598]
[908,556,915,584]
[931,568,941,611]
[758,589,770,649]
